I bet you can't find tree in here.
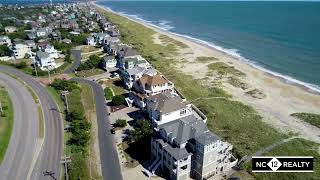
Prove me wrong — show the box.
[24,53,30,59]
[128,119,153,142]
[111,95,125,106]
[15,61,28,69]
[50,79,79,92]
[65,54,72,63]
[115,119,127,128]
[0,45,11,56]
[104,87,113,100]
[71,34,87,45]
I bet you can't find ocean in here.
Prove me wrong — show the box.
[97,1,320,92]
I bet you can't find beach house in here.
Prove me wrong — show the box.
[11,43,32,59]
[35,51,56,70]
[145,92,238,180]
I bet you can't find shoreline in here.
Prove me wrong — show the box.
[93,2,320,143]
[94,2,320,95]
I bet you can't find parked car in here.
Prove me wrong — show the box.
[110,128,115,134]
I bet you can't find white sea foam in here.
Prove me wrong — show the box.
[101,4,320,94]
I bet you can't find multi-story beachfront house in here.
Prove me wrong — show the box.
[35,51,56,70]
[145,92,238,180]
[134,74,174,97]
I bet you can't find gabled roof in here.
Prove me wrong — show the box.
[147,92,187,114]
[139,74,169,87]
[36,51,50,59]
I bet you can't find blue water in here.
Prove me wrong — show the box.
[97,1,320,92]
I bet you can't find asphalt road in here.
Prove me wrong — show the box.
[72,78,123,180]
[0,66,63,180]
[0,73,39,180]
[64,49,82,74]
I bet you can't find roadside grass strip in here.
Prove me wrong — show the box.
[0,87,14,163]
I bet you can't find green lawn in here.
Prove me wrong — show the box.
[97,7,288,159]
[291,113,320,128]
[0,87,14,164]
[75,68,105,78]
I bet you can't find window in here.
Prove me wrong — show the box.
[180,109,187,116]
[181,165,187,170]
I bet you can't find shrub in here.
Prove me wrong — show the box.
[50,79,79,92]
[77,55,103,71]
[104,87,113,100]
[111,95,125,106]
[128,119,153,142]
[115,119,127,127]
[15,61,28,69]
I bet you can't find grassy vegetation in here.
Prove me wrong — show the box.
[207,62,246,77]
[76,68,105,77]
[196,56,219,63]
[246,138,320,180]
[158,34,189,48]
[101,79,126,96]
[104,87,113,100]
[0,87,14,164]
[97,7,288,159]
[228,77,249,90]
[0,60,71,77]
[291,113,320,128]
[50,80,91,179]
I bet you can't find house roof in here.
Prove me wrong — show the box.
[194,131,220,146]
[139,74,169,87]
[147,92,187,114]
[159,115,209,145]
[126,66,145,76]
[155,137,191,161]
[36,51,50,59]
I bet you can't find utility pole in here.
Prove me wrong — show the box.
[60,90,71,180]
[34,64,38,77]
[61,90,69,113]
[0,101,3,114]
[47,66,52,84]
[61,156,71,180]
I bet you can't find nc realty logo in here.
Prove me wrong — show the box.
[252,156,314,172]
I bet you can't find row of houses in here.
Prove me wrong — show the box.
[95,11,238,180]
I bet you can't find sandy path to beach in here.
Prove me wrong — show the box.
[94,3,320,143]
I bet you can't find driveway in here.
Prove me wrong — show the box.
[63,49,82,74]
[72,78,123,180]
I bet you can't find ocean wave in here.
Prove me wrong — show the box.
[101,4,320,94]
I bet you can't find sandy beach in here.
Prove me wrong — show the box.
[94,3,320,144]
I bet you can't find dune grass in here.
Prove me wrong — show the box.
[291,113,320,128]
[97,7,288,159]
[0,87,14,164]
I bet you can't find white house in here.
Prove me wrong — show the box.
[135,74,174,96]
[103,55,117,69]
[4,26,17,33]
[86,36,96,46]
[35,51,56,70]
[11,43,32,59]
[146,92,193,127]
[44,45,59,59]
[0,36,11,46]
[36,28,47,37]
